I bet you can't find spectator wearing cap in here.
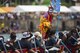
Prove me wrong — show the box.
[32,31,43,48]
[34,31,42,38]
[33,31,47,52]
[6,32,20,53]
[16,32,36,53]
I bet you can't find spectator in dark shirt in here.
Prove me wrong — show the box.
[33,31,42,48]
[66,28,80,53]
[6,32,20,53]
[45,30,57,47]
[16,32,37,53]
[0,36,5,53]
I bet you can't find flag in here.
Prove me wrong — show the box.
[56,0,60,12]
[51,0,61,12]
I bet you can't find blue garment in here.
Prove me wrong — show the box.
[32,38,42,48]
[0,41,4,51]
[16,39,33,50]
[46,37,57,46]
[68,37,77,46]
[35,39,41,47]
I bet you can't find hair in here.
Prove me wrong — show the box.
[70,28,77,35]
[46,29,55,37]
[0,36,4,41]
[59,32,64,39]
[10,32,16,40]
[69,28,79,38]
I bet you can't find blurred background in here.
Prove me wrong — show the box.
[0,0,80,33]
[0,0,80,6]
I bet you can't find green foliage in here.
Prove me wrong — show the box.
[61,0,73,7]
[43,0,73,7]
[43,0,50,5]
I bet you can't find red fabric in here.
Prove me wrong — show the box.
[8,49,28,53]
[7,48,44,53]
[43,33,48,39]
[46,12,53,23]
[66,45,79,53]
[47,14,53,23]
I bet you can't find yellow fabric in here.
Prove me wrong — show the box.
[1,7,15,13]
[0,23,4,31]
[40,16,47,23]
[39,15,51,35]
[0,8,6,13]
[1,23,4,28]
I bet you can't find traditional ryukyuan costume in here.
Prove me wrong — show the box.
[39,6,54,39]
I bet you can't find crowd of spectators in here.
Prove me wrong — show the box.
[0,26,80,53]
[0,12,80,33]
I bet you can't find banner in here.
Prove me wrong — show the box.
[51,0,61,12]
[51,0,61,32]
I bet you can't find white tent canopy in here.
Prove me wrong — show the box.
[12,5,48,12]
[60,6,71,13]
[12,5,71,13]
[70,6,80,12]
